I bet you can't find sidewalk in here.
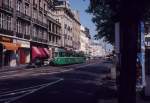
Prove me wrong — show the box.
[0,64,28,72]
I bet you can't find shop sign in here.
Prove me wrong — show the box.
[15,40,30,48]
[0,37,12,42]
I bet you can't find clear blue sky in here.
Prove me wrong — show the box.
[69,0,113,51]
[69,0,96,38]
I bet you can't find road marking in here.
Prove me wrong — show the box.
[0,78,64,103]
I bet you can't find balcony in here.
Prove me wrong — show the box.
[32,18,48,28]
[43,39,48,43]
[25,0,30,3]
[32,37,38,41]
[0,4,13,14]
[16,11,31,21]
[37,38,43,42]
[35,38,48,43]
[24,35,30,40]
[16,33,23,38]
[0,28,13,36]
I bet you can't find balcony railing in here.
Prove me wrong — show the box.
[0,28,13,36]
[32,37,38,41]
[37,38,43,42]
[42,39,48,43]
[16,11,31,21]
[16,33,23,38]
[25,0,30,3]
[24,35,30,40]
[0,3,13,13]
[32,37,48,43]
[32,18,48,28]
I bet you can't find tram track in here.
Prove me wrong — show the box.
[0,78,64,103]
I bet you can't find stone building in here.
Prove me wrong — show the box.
[80,25,91,56]
[0,0,61,68]
[54,0,81,51]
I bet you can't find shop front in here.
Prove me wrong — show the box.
[0,36,20,67]
[31,42,50,66]
[14,40,30,65]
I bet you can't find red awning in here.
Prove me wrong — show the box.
[43,48,50,57]
[39,48,47,58]
[32,47,42,60]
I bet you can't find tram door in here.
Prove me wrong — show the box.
[145,48,150,75]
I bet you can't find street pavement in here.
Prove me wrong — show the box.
[0,60,116,103]
[0,59,149,103]
[0,59,104,80]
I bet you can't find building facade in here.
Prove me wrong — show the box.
[89,40,105,58]
[0,0,61,68]
[80,25,91,56]
[54,0,81,51]
[72,10,80,51]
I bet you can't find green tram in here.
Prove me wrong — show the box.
[51,50,86,65]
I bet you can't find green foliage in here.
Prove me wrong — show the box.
[87,0,150,44]
[87,0,121,44]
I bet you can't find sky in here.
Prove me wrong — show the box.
[69,0,113,51]
[69,0,96,38]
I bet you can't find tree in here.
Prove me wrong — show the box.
[87,0,150,44]
[87,0,121,44]
[89,0,150,103]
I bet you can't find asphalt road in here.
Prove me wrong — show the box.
[0,62,116,103]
